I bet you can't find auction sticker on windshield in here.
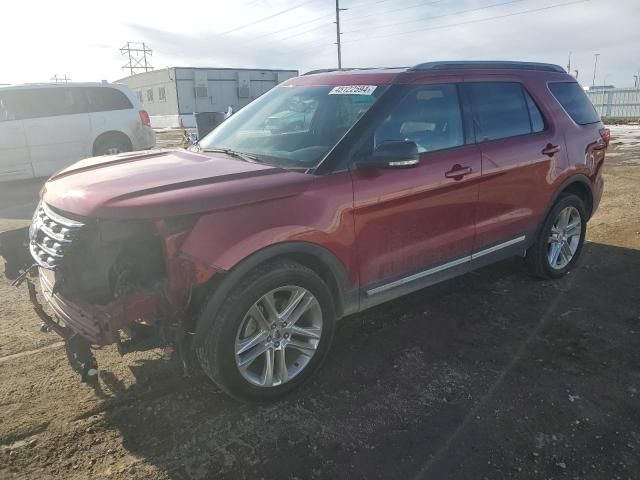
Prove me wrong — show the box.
[329,85,377,95]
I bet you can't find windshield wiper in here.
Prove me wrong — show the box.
[201,148,263,164]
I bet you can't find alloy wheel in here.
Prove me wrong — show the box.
[547,205,582,270]
[234,286,323,388]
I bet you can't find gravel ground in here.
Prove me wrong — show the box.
[0,127,638,479]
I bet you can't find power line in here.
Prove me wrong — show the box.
[253,12,334,40]
[265,18,334,44]
[252,0,396,43]
[342,0,396,9]
[343,0,528,35]
[221,0,316,35]
[344,0,443,23]
[343,0,591,43]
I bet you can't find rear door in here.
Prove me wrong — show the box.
[0,90,31,181]
[462,79,567,260]
[351,82,481,304]
[21,87,91,177]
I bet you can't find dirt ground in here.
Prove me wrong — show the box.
[0,126,639,480]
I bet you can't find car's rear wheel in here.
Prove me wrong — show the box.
[93,134,132,156]
[195,260,335,401]
[526,194,587,279]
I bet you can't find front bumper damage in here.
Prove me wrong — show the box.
[0,213,216,385]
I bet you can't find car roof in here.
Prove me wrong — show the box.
[289,61,570,86]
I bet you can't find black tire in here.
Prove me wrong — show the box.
[195,260,336,401]
[526,193,587,279]
[93,134,132,156]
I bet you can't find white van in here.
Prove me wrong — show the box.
[0,82,155,182]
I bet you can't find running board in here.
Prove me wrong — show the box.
[367,235,526,297]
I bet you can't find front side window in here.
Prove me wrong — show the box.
[549,82,600,125]
[374,84,464,153]
[467,82,539,141]
[198,84,386,169]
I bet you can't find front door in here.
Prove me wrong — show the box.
[350,83,481,305]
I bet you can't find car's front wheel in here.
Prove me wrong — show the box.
[527,193,587,278]
[195,260,335,401]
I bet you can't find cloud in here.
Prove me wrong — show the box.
[1,0,638,86]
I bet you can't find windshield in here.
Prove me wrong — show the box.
[198,84,386,169]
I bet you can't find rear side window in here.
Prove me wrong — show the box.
[466,82,544,141]
[374,84,464,153]
[14,87,87,119]
[548,82,600,125]
[87,87,133,112]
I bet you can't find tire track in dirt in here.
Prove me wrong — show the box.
[0,341,64,364]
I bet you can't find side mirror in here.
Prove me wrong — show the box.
[358,140,420,169]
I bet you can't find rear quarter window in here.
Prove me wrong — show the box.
[87,87,134,112]
[548,82,600,125]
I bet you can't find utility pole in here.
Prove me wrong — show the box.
[567,52,571,73]
[574,69,579,81]
[120,42,153,76]
[335,0,347,70]
[591,53,600,88]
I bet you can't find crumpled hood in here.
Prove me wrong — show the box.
[42,149,314,219]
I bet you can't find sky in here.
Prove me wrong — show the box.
[1,0,639,87]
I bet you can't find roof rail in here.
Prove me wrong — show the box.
[409,61,566,73]
[303,66,408,76]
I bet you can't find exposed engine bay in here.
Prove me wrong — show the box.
[59,220,166,305]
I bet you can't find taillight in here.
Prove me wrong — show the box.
[599,128,611,148]
[139,110,151,126]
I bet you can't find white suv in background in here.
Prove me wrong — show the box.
[0,82,155,182]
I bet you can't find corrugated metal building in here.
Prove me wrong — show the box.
[586,87,640,121]
[117,67,298,128]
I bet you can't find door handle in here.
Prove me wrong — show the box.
[542,143,561,157]
[445,164,473,180]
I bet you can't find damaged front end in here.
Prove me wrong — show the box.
[1,201,215,382]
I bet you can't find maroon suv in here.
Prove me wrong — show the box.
[5,61,608,400]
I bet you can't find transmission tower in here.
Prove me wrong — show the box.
[50,74,71,84]
[120,42,153,76]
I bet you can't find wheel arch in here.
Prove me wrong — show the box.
[192,241,356,342]
[92,130,132,155]
[549,174,594,220]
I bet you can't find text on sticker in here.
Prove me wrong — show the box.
[329,85,377,95]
